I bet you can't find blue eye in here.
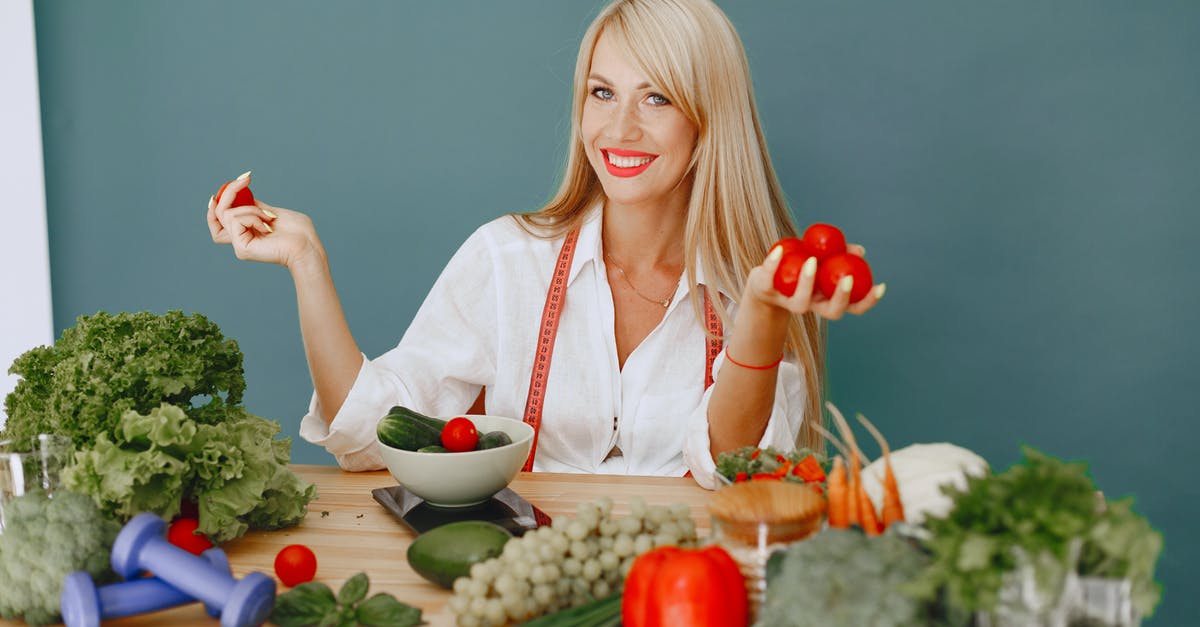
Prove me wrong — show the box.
[647,93,671,106]
[590,87,614,100]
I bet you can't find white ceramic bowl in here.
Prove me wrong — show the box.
[376,414,535,508]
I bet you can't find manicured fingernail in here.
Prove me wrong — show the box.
[236,170,252,181]
[767,245,782,262]
[801,257,817,278]
[262,223,273,233]
[839,275,854,293]
[874,283,887,300]
[208,195,215,210]
[858,245,867,257]
[262,208,278,219]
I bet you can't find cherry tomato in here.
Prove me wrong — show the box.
[770,238,816,297]
[274,544,318,587]
[801,223,847,261]
[167,517,213,556]
[815,252,874,303]
[441,416,479,452]
[215,180,256,207]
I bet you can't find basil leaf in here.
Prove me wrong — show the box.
[356,593,424,627]
[271,582,337,627]
[337,572,370,606]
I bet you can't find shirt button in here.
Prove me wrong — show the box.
[613,416,618,432]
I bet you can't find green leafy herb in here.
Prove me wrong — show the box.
[271,573,421,627]
[912,446,1163,618]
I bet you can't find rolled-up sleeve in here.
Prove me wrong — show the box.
[297,226,501,471]
[682,351,808,489]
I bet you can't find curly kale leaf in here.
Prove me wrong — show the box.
[3,310,245,449]
[0,490,121,625]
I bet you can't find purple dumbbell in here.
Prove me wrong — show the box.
[61,548,230,626]
[109,513,275,627]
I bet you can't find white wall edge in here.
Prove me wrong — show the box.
[0,0,54,429]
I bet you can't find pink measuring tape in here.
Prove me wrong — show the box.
[520,230,723,471]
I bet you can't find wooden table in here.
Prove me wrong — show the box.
[8,465,713,627]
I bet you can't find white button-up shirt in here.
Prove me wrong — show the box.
[299,204,809,489]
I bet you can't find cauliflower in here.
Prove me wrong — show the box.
[0,490,121,625]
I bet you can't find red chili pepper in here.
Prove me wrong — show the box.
[750,449,761,460]
[791,455,827,483]
[622,545,748,627]
[751,472,781,481]
[734,471,748,483]
[772,461,792,477]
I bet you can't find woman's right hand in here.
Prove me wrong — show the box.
[206,172,324,271]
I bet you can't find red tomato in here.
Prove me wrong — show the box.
[274,544,318,587]
[815,253,874,303]
[215,180,256,207]
[166,518,213,556]
[801,223,847,261]
[441,416,479,452]
[771,238,813,297]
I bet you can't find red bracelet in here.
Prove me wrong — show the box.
[724,350,785,370]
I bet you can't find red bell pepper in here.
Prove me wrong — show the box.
[622,545,748,627]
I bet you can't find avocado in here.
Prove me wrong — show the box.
[406,520,513,588]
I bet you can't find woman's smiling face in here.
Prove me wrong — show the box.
[581,31,699,213]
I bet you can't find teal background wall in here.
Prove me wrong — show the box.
[33,1,1197,622]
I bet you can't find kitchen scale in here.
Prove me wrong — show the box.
[372,485,552,536]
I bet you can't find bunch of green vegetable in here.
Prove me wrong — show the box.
[2,310,317,542]
[63,403,317,542]
[715,446,826,484]
[0,490,121,625]
[757,527,936,627]
[912,446,1162,619]
[3,310,244,449]
[271,572,422,627]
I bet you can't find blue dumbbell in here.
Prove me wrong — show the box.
[61,548,230,626]
[109,513,275,627]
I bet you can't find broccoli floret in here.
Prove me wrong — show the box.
[0,490,121,625]
[756,528,935,627]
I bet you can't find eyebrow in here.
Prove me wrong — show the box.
[588,73,652,90]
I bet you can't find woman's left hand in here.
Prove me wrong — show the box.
[745,244,885,320]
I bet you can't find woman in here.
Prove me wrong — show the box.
[206,0,882,489]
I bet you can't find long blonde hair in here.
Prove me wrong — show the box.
[516,0,825,451]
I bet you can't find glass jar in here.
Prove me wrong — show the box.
[0,433,74,532]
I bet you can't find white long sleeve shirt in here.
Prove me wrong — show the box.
[298,204,809,489]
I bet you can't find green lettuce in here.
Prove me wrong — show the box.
[63,403,317,543]
[3,310,244,449]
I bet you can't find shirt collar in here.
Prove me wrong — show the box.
[568,201,736,304]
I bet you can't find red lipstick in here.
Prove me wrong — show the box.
[602,148,657,178]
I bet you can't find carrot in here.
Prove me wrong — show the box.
[825,455,849,528]
[792,455,826,483]
[857,413,905,530]
[827,402,881,535]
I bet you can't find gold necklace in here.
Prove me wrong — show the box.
[604,251,680,309]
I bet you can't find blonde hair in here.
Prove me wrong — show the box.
[516,0,825,451]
